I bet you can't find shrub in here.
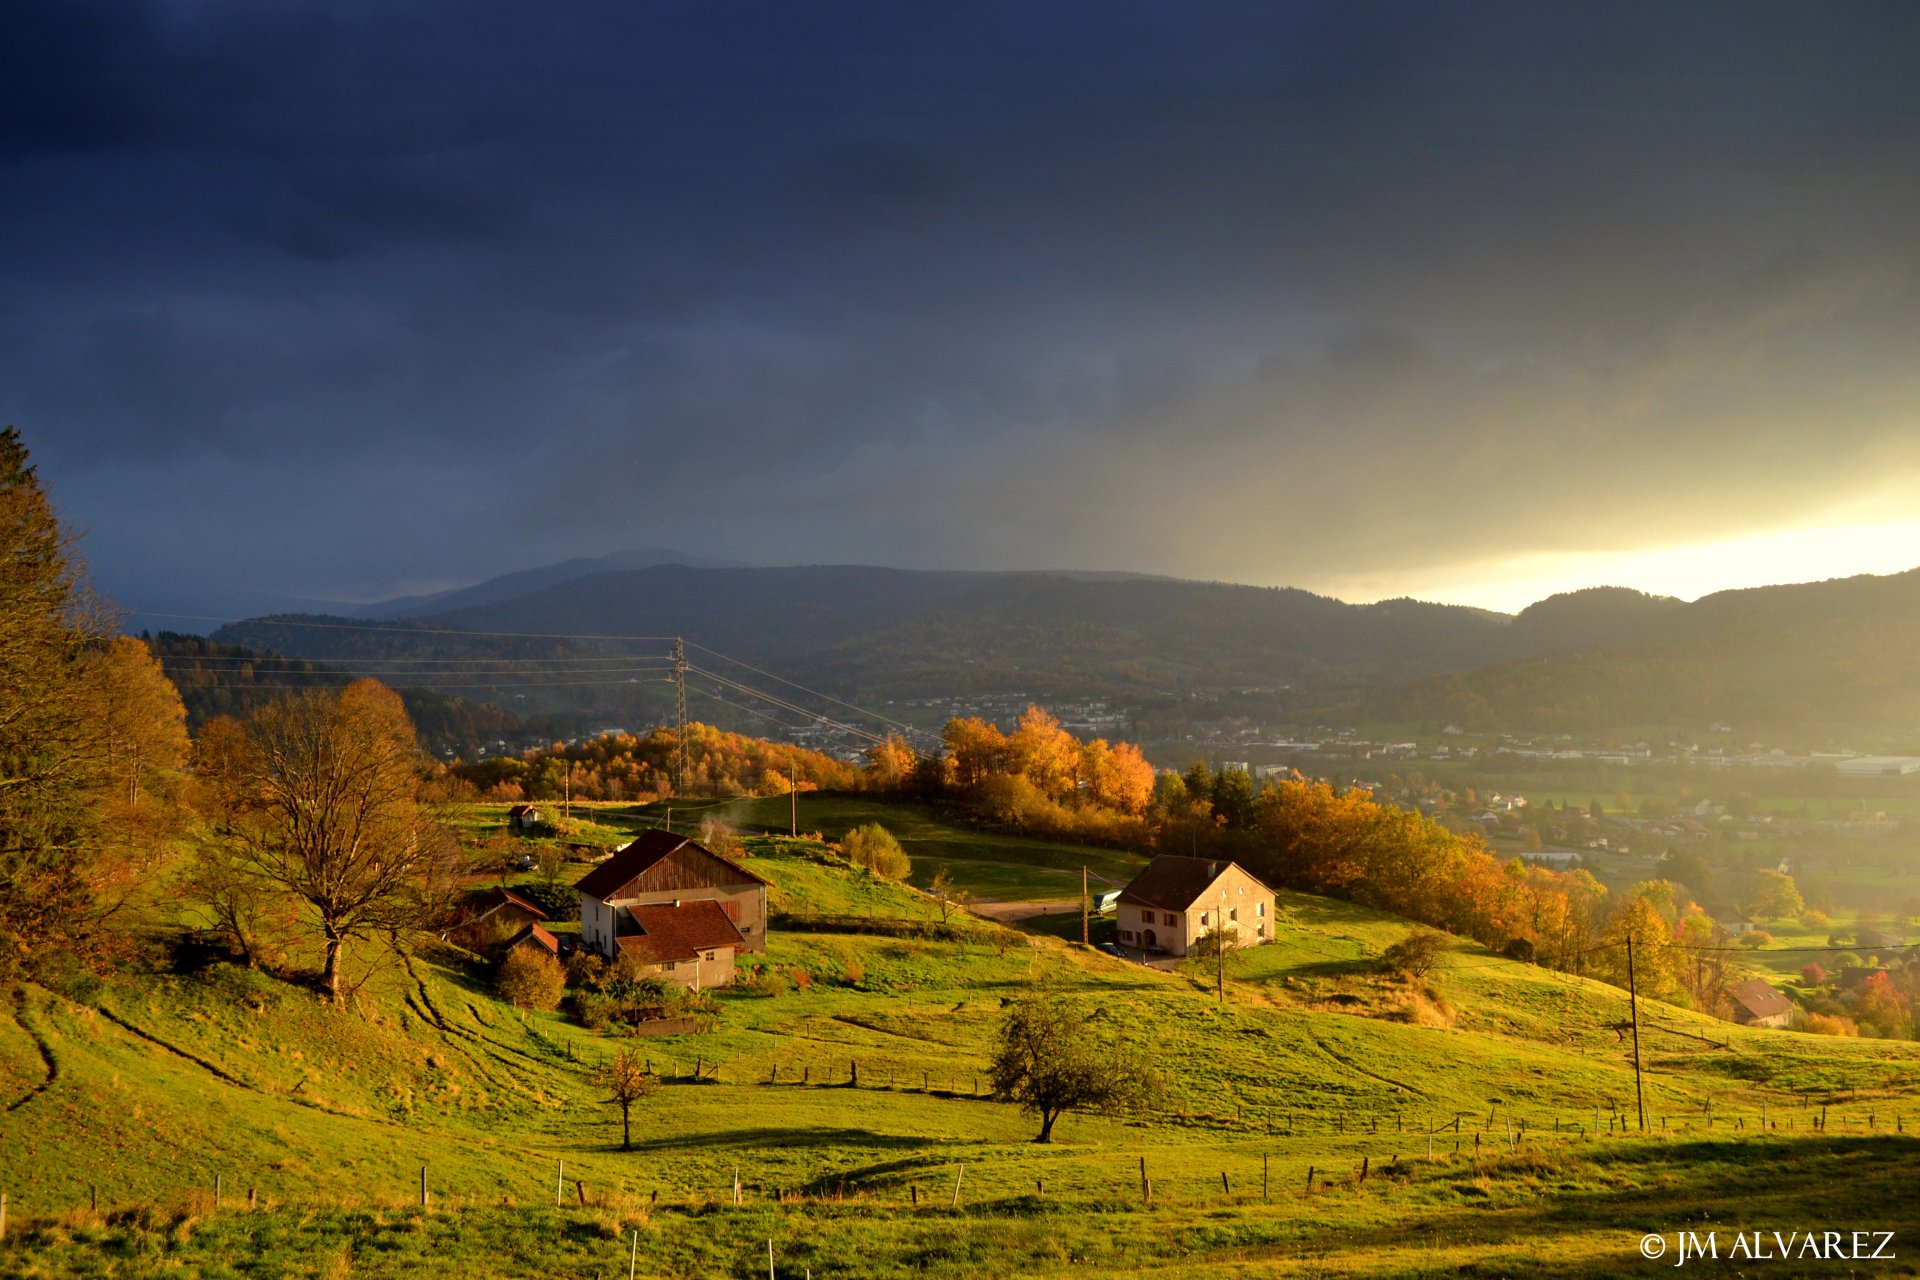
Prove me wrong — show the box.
[1802,1012,1858,1037]
[841,955,865,987]
[842,823,911,880]
[1501,937,1537,964]
[1800,962,1827,986]
[495,948,565,1010]
[1380,929,1448,978]
[1737,930,1773,948]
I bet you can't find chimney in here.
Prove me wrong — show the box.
[1207,861,1218,877]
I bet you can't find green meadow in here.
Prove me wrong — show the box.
[4,802,1918,1277]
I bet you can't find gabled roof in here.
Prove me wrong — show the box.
[1726,977,1792,1021]
[463,885,548,921]
[615,899,745,965]
[575,829,769,902]
[505,923,561,957]
[1117,855,1270,911]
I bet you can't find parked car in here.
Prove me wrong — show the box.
[1098,941,1129,959]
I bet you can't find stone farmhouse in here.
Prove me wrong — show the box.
[1116,855,1274,958]
[1725,976,1793,1029]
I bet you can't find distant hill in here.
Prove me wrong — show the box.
[213,564,1920,742]
[1372,570,1920,741]
[349,547,748,619]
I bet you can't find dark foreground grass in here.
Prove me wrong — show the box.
[8,1136,1919,1278]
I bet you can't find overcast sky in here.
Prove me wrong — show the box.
[6,1,1918,620]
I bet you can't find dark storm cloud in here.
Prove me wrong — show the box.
[4,1,1918,615]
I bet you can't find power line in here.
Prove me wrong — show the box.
[132,610,680,642]
[686,640,933,744]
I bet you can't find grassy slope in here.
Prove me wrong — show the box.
[5,803,1920,1277]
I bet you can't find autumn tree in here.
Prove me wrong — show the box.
[79,635,191,842]
[1008,706,1079,800]
[596,1046,656,1150]
[1748,869,1805,921]
[942,716,1007,791]
[0,427,190,978]
[217,680,461,999]
[989,993,1156,1142]
[863,734,918,789]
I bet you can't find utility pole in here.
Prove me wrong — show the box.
[1626,933,1647,1133]
[790,754,798,838]
[564,758,573,819]
[672,637,688,798]
[1081,865,1089,945]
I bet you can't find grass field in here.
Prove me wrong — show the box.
[5,801,1919,1277]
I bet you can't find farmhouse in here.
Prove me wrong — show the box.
[607,899,742,990]
[1725,977,1794,1029]
[506,803,543,829]
[1115,855,1274,958]
[576,828,770,961]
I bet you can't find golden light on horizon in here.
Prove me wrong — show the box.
[1346,517,1920,614]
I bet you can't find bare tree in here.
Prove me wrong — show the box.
[220,680,461,999]
[989,993,1156,1142]
[596,1046,656,1150]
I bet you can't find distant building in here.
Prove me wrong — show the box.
[1836,756,1920,776]
[507,803,544,829]
[1115,855,1273,958]
[1725,977,1793,1029]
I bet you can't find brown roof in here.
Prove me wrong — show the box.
[505,923,561,957]
[1727,977,1793,1021]
[614,899,745,965]
[1117,855,1269,911]
[460,885,548,922]
[575,829,768,902]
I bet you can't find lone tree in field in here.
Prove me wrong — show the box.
[596,1046,656,1150]
[989,993,1154,1142]
[1380,928,1448,979]
[217,680,460,999]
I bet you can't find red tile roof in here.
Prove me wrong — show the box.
[1117,855,1268,911]
[574,829,769,901]
[614,899,745,965]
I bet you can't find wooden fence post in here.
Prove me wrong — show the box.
[1263,1153,1269,1201]
[420,1165,428,1208]
[1304,1166,1314,1194]
[1221,1171,1230,1196]
[951,1166,964,1208]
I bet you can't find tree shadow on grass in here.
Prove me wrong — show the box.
[618,1126,947,1154]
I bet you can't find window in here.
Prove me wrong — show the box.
[1257,924,1266,938]
[1229,908,1238,922]
[1120,929,1133,941]
[1200,911,1210,927]
[1257,902,1265,917]
[666,961,677,971]
[1164,912,1177,926]
[1142,908,1156,925]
